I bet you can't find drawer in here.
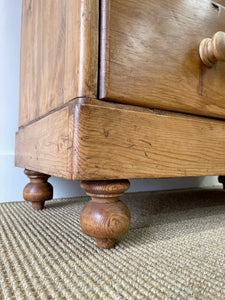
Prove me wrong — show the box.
[99,0,225,119]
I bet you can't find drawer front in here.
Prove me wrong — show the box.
[100,0,225,119]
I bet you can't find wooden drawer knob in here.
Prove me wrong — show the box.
[199,31,225,67]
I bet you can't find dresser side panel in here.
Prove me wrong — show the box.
[15,105,74,179]
[19,0,99,127]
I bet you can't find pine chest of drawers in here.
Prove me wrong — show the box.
[15,0,225,248]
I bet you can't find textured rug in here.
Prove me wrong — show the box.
[1,188,225,299]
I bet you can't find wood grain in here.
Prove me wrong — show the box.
[15,105,74,179]
[74,100,225,180]
[80,180,130,248]
[23,169,53,210]
[100,0,225,119]
[15,99,225,180]
[19,0,99,127]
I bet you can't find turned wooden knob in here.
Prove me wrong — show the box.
[80,180,130,248]
[199,31,225,67]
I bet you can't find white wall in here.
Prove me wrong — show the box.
[0,0,220,203]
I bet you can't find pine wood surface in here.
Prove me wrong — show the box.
[80,180,130,248]
[15,105,74,179]
[19,0,99,127]
[100,0,225,119]
[15,99,225,180]
[23,169,53,210]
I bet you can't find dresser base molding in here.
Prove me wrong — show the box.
[80,180,130,248]
[23,169,53,210]
[15,99,225,180]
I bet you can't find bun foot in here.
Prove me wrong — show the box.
[218,176,225,189]
[23,169,53,210]
[32,201,45,211]
[80,180,130,249]
[96,238,115,249]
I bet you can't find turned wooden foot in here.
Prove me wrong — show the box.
[23,169,53,210]
[80,180,130,249]
[218,176,225,189]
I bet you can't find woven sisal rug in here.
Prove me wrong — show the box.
[1,189,225,299]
